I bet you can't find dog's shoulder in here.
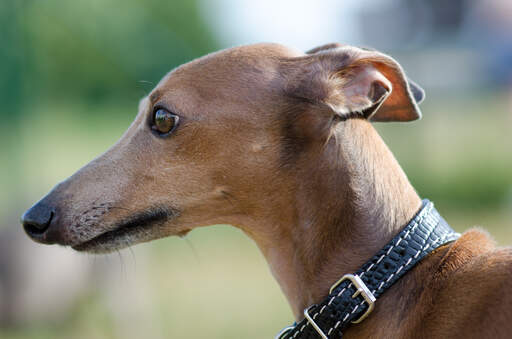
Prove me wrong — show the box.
[421,229,512,338]
[437,228,512,295]
[444,228,512,279]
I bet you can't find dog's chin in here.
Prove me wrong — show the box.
[72,206,179,254]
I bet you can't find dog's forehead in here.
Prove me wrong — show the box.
[147,44,304,114]
[181,43,303,72]
[169,43,302,84]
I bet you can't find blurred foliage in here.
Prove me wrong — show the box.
[377,92,512,212]
[0,0,218,118]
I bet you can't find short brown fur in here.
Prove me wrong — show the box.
[22,43,512,338]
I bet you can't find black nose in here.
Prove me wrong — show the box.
[21,203,56,240]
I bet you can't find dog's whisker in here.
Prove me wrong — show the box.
[137,80,154,85]
[116,249,127,282]
[183,237,200,264]
[108,206,132,211]
[128,246,137,273]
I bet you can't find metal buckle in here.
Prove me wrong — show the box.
[275,325,294,339]
[329,274,376,324]
[292,274,377,339]
[304,305,329,339]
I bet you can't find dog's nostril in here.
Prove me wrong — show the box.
[24,220,47,236]
[21,204,55,237]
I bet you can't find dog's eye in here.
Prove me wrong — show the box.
[152,109,179,135]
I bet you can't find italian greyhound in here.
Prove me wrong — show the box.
[21,43,512,338]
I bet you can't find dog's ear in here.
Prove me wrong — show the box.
[306,43,346,55]
[286,44,424,122]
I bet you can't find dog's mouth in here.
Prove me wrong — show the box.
[72,207,178,253]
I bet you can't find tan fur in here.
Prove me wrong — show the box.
[23,43,512,338]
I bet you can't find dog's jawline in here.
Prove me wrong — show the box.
[72,207,177,253]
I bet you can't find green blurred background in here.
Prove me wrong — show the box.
[1,0,511,338]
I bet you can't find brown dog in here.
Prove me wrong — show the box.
[22,43,512,338]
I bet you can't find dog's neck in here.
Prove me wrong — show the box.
[245,120,421,319]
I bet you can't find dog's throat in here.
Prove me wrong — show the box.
[277,199,459,339]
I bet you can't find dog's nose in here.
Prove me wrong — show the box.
[21,203,56,241]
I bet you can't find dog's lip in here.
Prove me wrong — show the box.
[71,223,141,252]
[72,207,177,252]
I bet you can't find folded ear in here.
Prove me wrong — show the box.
[286,44,424,122]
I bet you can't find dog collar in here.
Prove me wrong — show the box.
[276,199,459,339]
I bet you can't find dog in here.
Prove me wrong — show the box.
[21,43,512,338]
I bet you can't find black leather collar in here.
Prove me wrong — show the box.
[277,200,459,339]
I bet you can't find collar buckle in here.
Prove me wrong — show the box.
[303,275,376,339]
[304,305,329,339]
[329,274,376,324]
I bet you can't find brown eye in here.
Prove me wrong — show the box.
[152,109,179,135]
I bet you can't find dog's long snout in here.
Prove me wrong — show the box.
[21,202,56,242]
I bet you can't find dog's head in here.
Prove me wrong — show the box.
[21,43,424,253]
